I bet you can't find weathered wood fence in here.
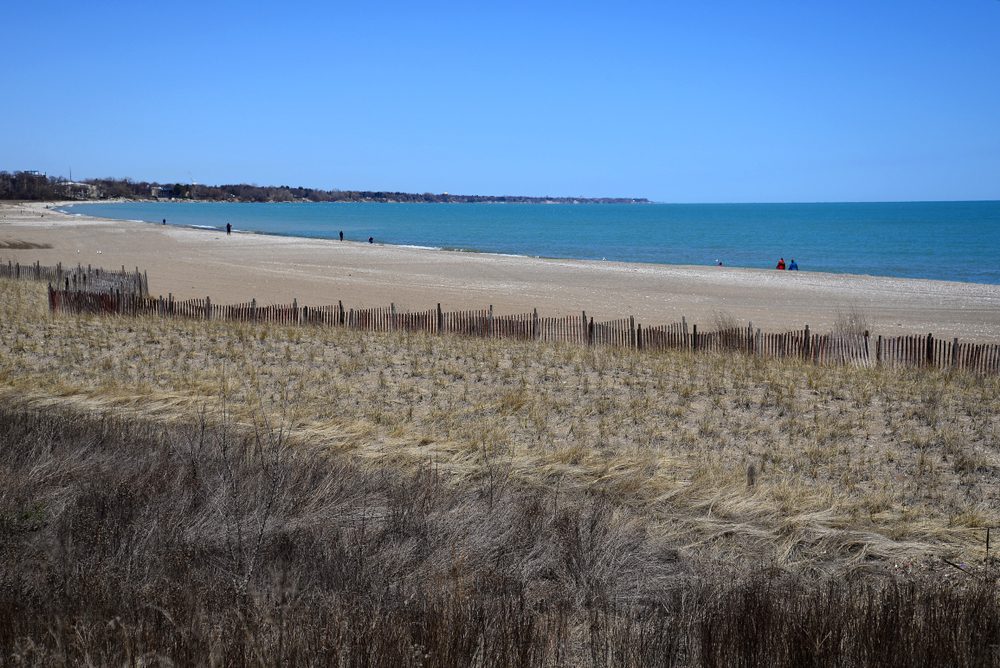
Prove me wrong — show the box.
[44,286,1000,375]
[2,260,148,296]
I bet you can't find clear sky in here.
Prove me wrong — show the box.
[3,1,999,202]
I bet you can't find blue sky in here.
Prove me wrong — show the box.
[3,1,999,202]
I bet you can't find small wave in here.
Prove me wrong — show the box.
[395,244,443,251]
[440,246,532,259]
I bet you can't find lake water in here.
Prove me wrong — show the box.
[61,200,1000,285]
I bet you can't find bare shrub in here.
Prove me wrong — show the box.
[833,306,871,337]
[712,310,740,332]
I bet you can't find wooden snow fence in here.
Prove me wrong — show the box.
[42,284,1000,376]
[640,321,691,352]
[492,311,536,341]
[538,313,588,345]
[877,334,1000,375]
[590,317,635,349]
[441,308,489,337]
[5,260,148,296]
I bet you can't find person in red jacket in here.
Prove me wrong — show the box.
[776,258,786,270]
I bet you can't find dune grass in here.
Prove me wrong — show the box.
[3,405,1000,666]
[1,278,999,572]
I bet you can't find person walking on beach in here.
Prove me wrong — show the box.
[776,258,786,270]
[226,222,232,235]
[788,258,798,270]
[339,230,344,241]
[368,236,374,244]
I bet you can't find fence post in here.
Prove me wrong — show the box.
[636,322,643,350]
[339,300,345,326]
[926,333,934,367]
[292,298,298,325]
[437,303,443,334]
[629,316,636,349]
[532,308,539,340]
[588,317,594,346]
[863,330,870,363]
[951,338,959,369]
[488,305,494,338]
[692,324,698,351]
[206,296,212,320]
[251,298,257,322]
[876,335,882,366]
[803,324,810,360]
[390,303,397,331]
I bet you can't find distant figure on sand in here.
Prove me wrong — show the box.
[776,258,786,270]
[716,259,723,266]
[226,222,231,235]
[368,236,374,244]
[162,218,166,225]
[788,258,798,270]
[339,230,344,241]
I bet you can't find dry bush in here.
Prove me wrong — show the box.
[833,306,871,337]
[712,310,741,332]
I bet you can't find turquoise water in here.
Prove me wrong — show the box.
[62,201,1000,285]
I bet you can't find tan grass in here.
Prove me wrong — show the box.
[2,278,999,572]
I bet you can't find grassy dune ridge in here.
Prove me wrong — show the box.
[2,278,999,571]
[4,406,1000,665]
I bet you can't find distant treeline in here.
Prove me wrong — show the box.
[0,171,648,204]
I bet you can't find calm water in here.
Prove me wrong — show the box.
[61,201,1000,285]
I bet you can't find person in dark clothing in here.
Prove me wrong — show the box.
[368,236,374,244]
[339,230,344,241]
[162,218,166,225]
[226,222,231,235]
[776,258,786,270]
[788,258,798,270]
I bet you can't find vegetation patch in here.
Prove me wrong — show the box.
[0,239,51,250]
[1,277,999,573]
[2,406,999,665]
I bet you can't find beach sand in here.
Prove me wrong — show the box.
[2,200,998,339]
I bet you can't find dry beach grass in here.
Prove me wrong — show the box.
[2,279,999,571]
[4,277,1000,663]
[5,406,1000,666]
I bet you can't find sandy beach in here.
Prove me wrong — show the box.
[2,200,998,339]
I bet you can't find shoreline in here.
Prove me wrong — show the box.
[53,199,1000,287]
[3,200,1000,340]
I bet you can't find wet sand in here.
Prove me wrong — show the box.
[2,201,998,339]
